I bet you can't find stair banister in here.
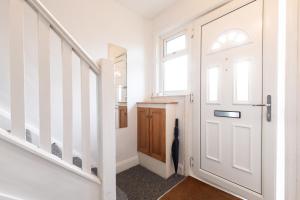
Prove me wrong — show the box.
[62,40,73,164]
[9,0,26,139]
[25,0,100,73]
[6,0,101,180]
[38,14,52,152]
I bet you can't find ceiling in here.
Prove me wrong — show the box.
[115,0,179,19]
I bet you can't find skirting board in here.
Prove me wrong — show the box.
[116,156,139,174]
[0,193,23,200]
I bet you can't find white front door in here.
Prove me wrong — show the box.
[196,1,263,194]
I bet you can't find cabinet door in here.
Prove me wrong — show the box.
[119,106,127,128]
[137,107,150,154]
[149,108,166,162]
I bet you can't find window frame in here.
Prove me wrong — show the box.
[157,29,191,96]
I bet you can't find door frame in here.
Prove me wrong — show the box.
[285,0,298,199]
[190,0,279,199]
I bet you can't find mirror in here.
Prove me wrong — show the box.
[108,44,128,129]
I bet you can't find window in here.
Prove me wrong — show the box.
[158,31,189,95]
[166,34,186,55]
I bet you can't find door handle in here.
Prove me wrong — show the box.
[252,95,271,122]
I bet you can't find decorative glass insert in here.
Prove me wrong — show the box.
[234,60,250,102]
[166,34,186,55]
[207,67,219,102]
[164,55,188,91]
[211,29,249,53]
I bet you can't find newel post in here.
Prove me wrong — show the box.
[98,59,116,200]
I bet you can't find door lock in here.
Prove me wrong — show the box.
[252,95,272,122]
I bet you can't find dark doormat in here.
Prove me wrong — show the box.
[117,165,185,200]
[159,176,241,200]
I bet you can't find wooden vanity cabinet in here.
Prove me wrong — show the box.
[137,107,150,154]
[137,107,166,162]
[137,102,177,179]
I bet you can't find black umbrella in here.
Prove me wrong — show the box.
[171,118,179,174]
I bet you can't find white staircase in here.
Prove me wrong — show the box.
[0,0,116,199]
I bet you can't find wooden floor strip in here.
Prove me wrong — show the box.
[159,176,241,200]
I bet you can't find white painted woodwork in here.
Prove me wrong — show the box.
[0,129,100,200]
[285,0,298,199]
[99,59,116,200]
[9,0,26,139]
[189,0,283,199]
[137,102,177,179]
[25,0,99,73]
[49,29,64,151]
[0,192,23,200]
[81,60,91,173]
[0,0,10,132]
[38,15,51,152]
[1,0,104,199]
[200,1,262,193]
[23,4,40,143]
[205,121,221,162]
[62,41,73,164]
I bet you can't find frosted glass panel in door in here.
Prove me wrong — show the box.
[234,60,251,103]
[207,67,219,103]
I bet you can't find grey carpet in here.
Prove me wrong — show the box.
[117,165,185,200]
[25,129,32,143]
[51,143,62,159]
[73,156,83,168]
[117,186,128,200]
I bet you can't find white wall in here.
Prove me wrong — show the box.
[152,0,230,34]
[39,0,152,170]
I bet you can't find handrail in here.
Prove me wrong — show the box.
[0,128,101,185]
[25,0,100,74]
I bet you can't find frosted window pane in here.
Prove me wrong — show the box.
[50,29,63,157]
[166,35,186,55]
[164,55,188,92]
[208,67,219,102]
[235,61,250,102]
